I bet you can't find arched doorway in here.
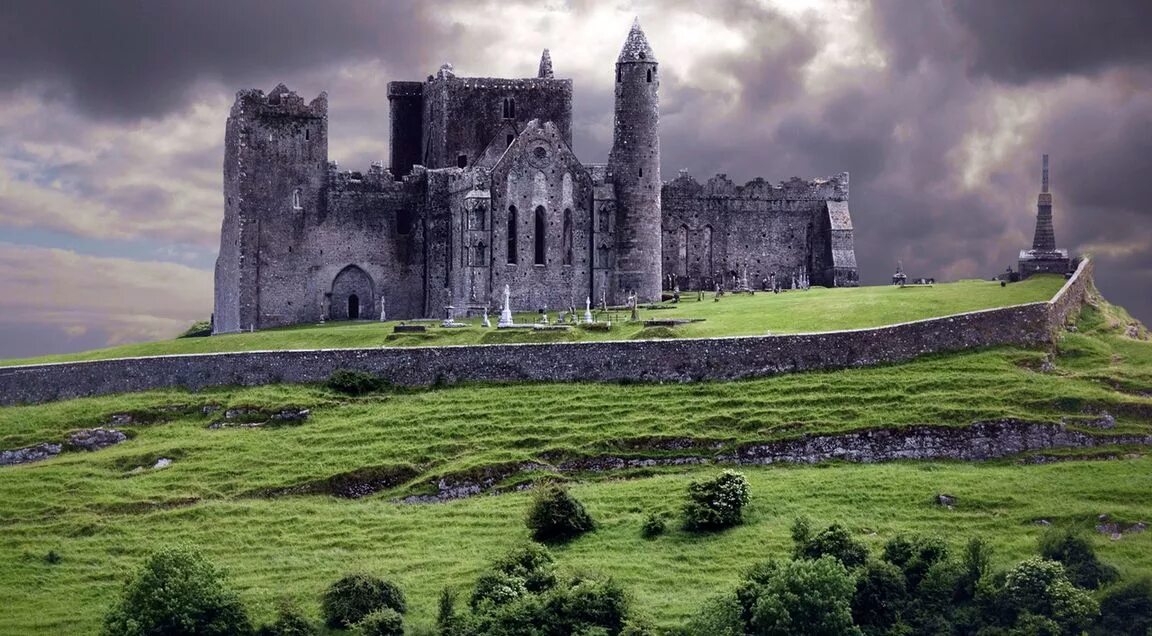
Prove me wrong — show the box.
[330,265,374,321]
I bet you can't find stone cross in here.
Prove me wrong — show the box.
[482,307,491,328]
[498,284,514,327]
[584,296,594,323]
[379,297,386,322]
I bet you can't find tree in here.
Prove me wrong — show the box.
[1038,529,1118,590]
[355,608,403,636]
[1093,577,1152,636]
[102,546,252,636]
[1000,558,1099,634]
[852,560,908,635]
[795,523,869,570]
[526,484,595,543]
[682,471,751,531]
[321,574,406,629]
[738,557,862,636]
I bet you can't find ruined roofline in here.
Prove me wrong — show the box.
[230,84,326,119]
[326,161,428,192]
[667,170,850,201]
[423,75,572,89]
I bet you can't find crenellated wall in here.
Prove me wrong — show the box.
[661,172,854,290]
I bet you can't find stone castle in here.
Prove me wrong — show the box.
[213,19,858,333]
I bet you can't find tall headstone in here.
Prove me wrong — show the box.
[498,284,514,327]
[584,296,594,324]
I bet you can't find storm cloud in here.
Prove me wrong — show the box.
[0,0,1149,358]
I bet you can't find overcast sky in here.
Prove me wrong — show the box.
[0,0,1149,358]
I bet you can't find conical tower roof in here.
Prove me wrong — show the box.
[617,17,656,63]
[538,48,554,79]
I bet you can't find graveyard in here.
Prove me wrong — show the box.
[1,275,1064,367]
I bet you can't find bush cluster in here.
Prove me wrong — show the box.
[321,573,406,629]
[452,544,636,635]
[525,484,595,543]
[683,523,1139,636]
[102,546,252,636]
[681,470,750,531]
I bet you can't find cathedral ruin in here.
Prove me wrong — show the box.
[213,19,858,333]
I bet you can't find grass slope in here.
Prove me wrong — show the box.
[0,276,1064,367]
[0,293,1148,633]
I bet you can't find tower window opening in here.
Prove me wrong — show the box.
[534,206,546,265]
[507,205,518,264]
[502,97,516,119]
[506,134,514,147]
[305,128,310,140]
[646,68,652,83]
[562,208,573,265]
[457,154,468,168]
[616,68,621,83]
[396,209,414,235]
[638,167,643,178]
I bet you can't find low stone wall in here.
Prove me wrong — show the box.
[0,260,1090,406]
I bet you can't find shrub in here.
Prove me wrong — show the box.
[355,608,404,636]
[1000,557,1099,634]
[526,484,595,543]
[1094,577,1152,636]
[436,587,462,636]
[471,544,557,609]
[683,595,744,636]
[795,523,869,570]
[325,369,387,396]
[737,557,862,636]
[321,573,406,629]
[102,546,252,636]
[682,470,750,531]
[641,513,666,538]
[882,534,950,591]
[256,602,317,636]
[179,320,213,338]
[468,575,631,636]
[1038,529,1119,589]
[852,560,908,634]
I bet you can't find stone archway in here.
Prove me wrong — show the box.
[330,265,374,321]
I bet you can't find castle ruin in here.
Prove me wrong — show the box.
[213,19,858,333]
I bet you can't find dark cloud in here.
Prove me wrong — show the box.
[0,0,442,119]
[951,0,1152,83]
[1,0,1151,360]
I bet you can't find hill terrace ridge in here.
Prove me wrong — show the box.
[212,18,858,334]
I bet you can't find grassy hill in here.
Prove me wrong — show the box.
[0,276,1064,367]
[1,281,1149,633]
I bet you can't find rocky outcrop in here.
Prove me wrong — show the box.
[398,419,1152,502]
[1,428,127,467]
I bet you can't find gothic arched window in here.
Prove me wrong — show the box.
[534,206,546,265]
[507,205,518,264]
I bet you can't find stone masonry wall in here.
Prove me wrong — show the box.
[0,259,1090,406]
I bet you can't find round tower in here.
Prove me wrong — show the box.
[609,18,662,303]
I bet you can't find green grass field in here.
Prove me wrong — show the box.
[0,276,1065,367]
[1,290,1149,633]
